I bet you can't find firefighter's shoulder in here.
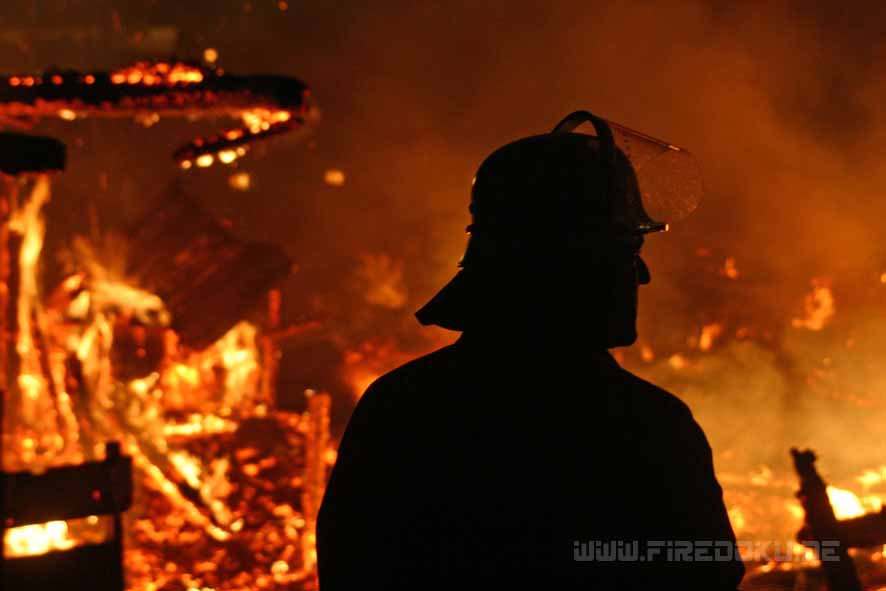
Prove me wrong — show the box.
[614,366,696,423]
[357,342,461,408]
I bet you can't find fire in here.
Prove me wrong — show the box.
[640,343,655,362]
[4,515,116,559]
[792,277,835,331]
[859,466,886,489]
[0,60,311,170]
[109,61,205,87]
[241,108,292,134]
[341,340,414,398]
[228,172,251,191]
[324,169,346,186]
[355,253,408,310]
[722,256,740,279]
[5,521,76,557]
[667,353,687,370]
[0,174,331,588]
[699,322,723,351]
[826,486,866,519]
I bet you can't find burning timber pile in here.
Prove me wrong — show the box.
[0,173,330,591]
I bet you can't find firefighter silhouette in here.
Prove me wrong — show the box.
[318,111,744,590]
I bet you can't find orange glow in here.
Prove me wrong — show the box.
[228,172,252,191]
[668,353,687,370]
[217,150,238,164]
[699,323,723,351]
[0,177,328,587]
[640,344,655,362]
[324,169,346,186]
[3,61,307,171]
[722,257,740,279]
[792,278,835,331]
[4,521,75,557]
[195,154,214,168]
[109,61,205,86]
[826,486,866,519]
[355,253,408,309]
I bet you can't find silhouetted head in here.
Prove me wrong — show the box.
[416,111,701,349]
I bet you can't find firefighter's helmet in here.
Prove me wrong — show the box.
[416,110,702,330]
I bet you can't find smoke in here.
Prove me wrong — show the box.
[4,0,886,457]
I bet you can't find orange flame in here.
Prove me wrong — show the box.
[792,277,835,331]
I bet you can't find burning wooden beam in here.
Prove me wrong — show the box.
[0,60,311,168]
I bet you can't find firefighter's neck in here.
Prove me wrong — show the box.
[461,315,619,355]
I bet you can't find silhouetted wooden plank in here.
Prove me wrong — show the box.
[791,448,862,591]
[1,447,132,526]
[0,133,65,175]
[3,541,124,591]
[828,508,886,549]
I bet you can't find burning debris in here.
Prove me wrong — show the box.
[0,173,331,589]
[0,64,330,590]
[0,60,311,168]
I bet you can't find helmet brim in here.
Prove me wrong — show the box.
[414,270,472,331]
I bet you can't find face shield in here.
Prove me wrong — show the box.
[551,111,703,234]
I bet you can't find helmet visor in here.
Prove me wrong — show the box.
[607,120,703,227]
[552,111,703,230]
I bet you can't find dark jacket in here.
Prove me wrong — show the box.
[317,334,744,590]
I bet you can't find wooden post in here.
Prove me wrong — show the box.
[259,289,282,411]
[301,390,331,586]
[791,448,862,591]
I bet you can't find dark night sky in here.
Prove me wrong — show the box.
[3,1,886,432]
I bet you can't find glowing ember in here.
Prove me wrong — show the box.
[0,60,311,168]
[640,344,655,362]
[341,341,413,398]
[324,169,345,186]
[667,353,687,370]
[5,521,75,557]
[722,256,740,279]
[228,172,252,191]
[699,322,723,351]
[4,515,115,559]
[110,62,205,86]
[792,277,835,331]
